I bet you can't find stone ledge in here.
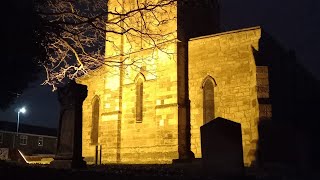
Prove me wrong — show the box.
[189,26,261,42]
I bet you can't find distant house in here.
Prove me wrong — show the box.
[0,121,57,155]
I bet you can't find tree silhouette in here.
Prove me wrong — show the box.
[2,0,214,108]
[33,0,185,90]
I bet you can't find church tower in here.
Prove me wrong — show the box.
[80,0,265,166]
[103,0,220,163]
[176,0,220,160]
[79,0,224,164]
[177,0,220,41]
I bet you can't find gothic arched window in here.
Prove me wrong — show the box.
[91,96,100,145]
[135,74,144,123]
[202,76,216,124]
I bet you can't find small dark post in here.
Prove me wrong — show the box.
[95,145,98,165]
[99,145,102,165]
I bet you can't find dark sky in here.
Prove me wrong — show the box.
[1,0,319,129]
[220,0,320,78]
[0,79,60,128]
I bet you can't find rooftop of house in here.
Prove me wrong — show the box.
[0,121,57,137]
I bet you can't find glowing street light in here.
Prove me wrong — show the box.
[17,107,26,136]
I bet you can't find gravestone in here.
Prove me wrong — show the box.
[200,117,244,177]
[50,80,87,169]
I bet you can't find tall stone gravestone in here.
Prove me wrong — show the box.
[50,80,87,169]
[200,117,244,177]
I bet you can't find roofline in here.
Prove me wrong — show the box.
[0,130,57,138]
[189,26,261,42]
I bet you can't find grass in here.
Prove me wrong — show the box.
[0,160,307,180]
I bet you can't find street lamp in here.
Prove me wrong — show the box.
[17,107,26,136]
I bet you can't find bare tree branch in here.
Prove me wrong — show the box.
[34,0,192,90]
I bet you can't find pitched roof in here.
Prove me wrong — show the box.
[0,121,57,137]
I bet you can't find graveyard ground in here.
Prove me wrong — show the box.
[0,160,310,180]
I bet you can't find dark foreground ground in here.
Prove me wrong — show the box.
[0,160,312,180]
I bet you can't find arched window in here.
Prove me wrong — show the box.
[135,74,145,123]
[202,76,216,124]
[91,96,99,145]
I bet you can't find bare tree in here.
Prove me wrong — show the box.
[34,0,180,90]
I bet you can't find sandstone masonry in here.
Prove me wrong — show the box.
[77,0,270,166]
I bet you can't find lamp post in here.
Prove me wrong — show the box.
[17,107,26,136]
[13,107,26,148]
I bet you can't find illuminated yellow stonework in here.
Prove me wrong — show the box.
[189,27,262,165]
[78,0,269,166]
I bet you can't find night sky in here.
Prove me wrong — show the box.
[1,0,319,129]
[0,78,60,128]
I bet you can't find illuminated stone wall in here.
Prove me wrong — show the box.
[79,0,268,166]
[119,47,179,164]
[78,67,106,164]
[188,27,261,166]
[79,0,179,164]
[79,45,179,164]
